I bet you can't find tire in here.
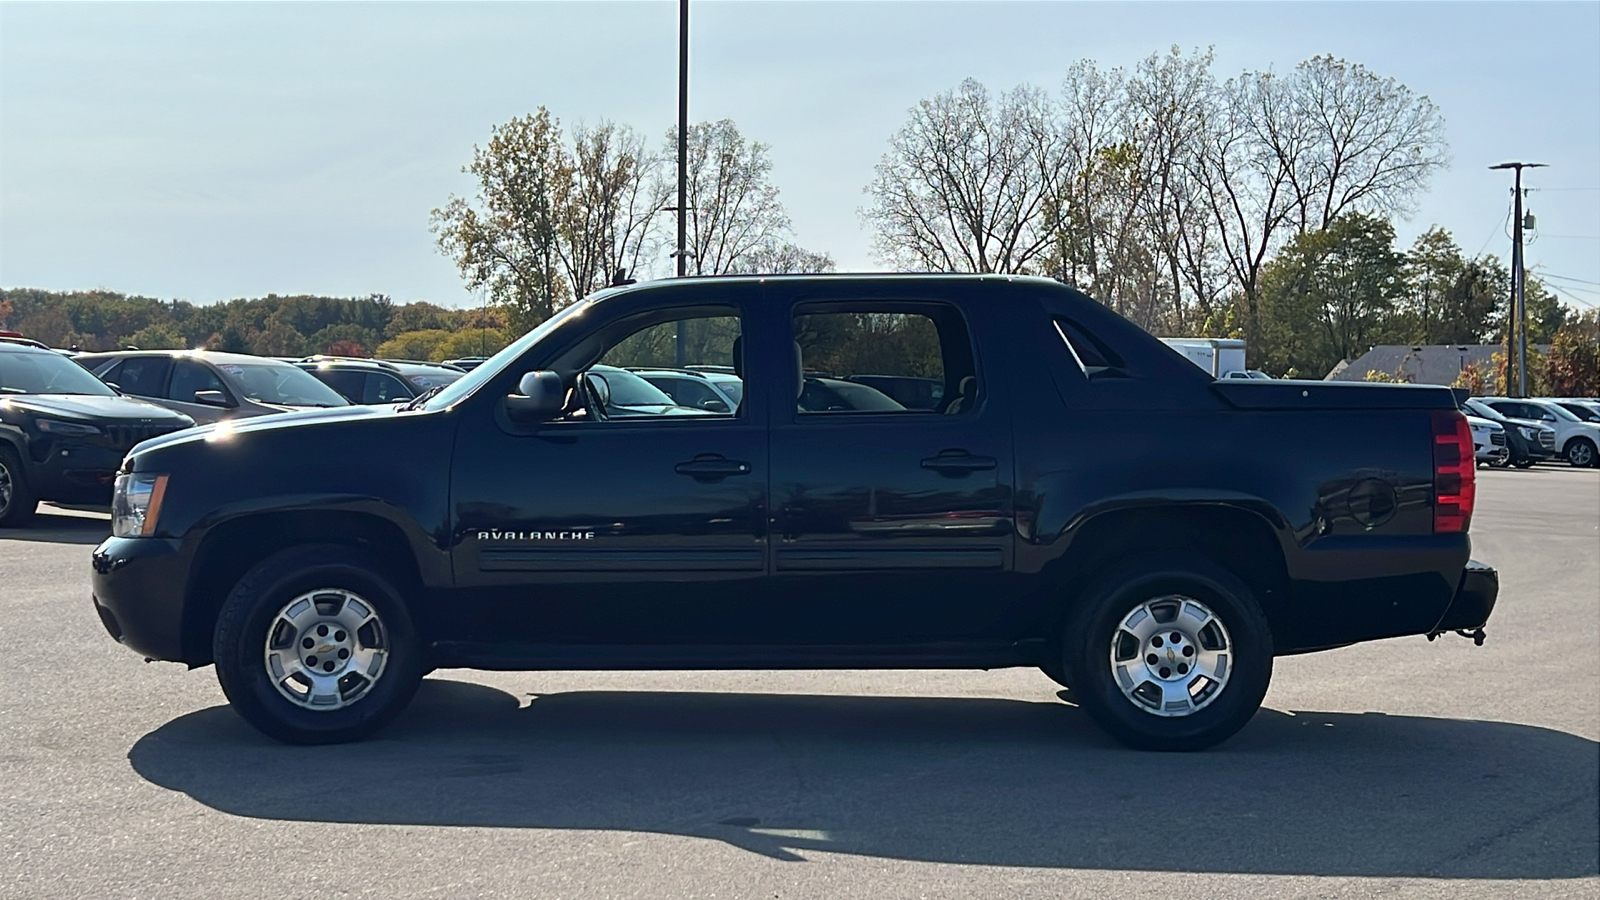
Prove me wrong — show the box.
[1565,437,1597,468]
[213,544,424,745]
[1487,450,1512,469]
[0,445,38,527]
[1512,457,1537,469]
[1063,553,1273,752]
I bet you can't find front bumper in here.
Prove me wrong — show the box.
[1434,559,1498,632]
[28,442,124,504]
[91,536,189,662]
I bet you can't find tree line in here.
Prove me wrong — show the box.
[0,289,514,362]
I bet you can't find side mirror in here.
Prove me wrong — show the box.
[699,398,729,412]
[505,371,565,423]
[194,390,232,408]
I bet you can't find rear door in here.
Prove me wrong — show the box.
[765,286,1016,645]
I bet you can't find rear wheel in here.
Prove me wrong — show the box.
[0,446,38,527]
[1565,437,1597,468]
[1064,554,1273,751]
[213,544,423,744]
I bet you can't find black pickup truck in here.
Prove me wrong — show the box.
[90,274,1498,751]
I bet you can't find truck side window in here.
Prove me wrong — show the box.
[792,303,977,416]
[583,313,743,420]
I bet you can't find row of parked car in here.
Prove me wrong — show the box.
[1461,395,1600,468]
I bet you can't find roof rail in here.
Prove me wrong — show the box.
[299,354,400,372]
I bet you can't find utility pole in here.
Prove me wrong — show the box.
[674,0,689,366]
[676,0,689,279]
[1490,161,1546,397]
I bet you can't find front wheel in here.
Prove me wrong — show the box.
[213,544,424,744]
[1064,554,1273,751]
[1565,437,1597,468]
[0,446,38,527]
[1512,456,1537,469]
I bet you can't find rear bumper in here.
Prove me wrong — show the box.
[1435,559,1498,631]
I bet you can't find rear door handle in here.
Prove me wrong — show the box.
[675,455,752,479]
[920,452,997,474]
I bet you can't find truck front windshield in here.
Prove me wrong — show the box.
[417,297,597,412]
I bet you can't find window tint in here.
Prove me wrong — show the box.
[0,350,117,396]
[313,369,366,403]
[107,356,172,397]
[578,313,743,421]
[600,315,741,371]
[792,305,976,415]
[224,363,348,407]
[167,360,227,403]
[363,373,410,404]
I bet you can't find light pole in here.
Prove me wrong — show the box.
[1490,161,1546,398]
[676,0,688,280]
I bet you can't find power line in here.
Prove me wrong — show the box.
[1539,272,1600,286]
[1548,283,1598,309]
[1529,186,1600,192]
[1475,200,1513,258]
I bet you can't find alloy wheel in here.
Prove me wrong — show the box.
[0,459,13,513]
[263,588,389,710]
[1109,595,1233,717]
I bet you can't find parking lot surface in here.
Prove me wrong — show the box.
[2,467,1596,900]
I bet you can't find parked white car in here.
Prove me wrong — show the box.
[1479,397,1600,467]
[1466,415,1510,466]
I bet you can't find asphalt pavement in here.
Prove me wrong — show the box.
[2,467,1596,899]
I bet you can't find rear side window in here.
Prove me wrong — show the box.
[106,357,172,397]
[313,369,365,402]
[363,373,411,404]
[1053,318,1125,377]
[792,303,978,415]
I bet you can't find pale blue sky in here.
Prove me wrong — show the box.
[2,1,1597,311]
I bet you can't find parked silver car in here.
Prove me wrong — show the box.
[77,351,349,424]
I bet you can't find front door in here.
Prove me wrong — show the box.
[448,296,772,646]
[765,291,1016,645]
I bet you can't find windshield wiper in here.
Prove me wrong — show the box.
[402,385,444,411]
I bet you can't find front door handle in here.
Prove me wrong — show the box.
[675,455,752,480]
[920,452,997,474]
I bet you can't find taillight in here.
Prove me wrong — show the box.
[1433,409,1475,533]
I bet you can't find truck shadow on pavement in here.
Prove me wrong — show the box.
[1,511,111,545]
[128,678,1599,878]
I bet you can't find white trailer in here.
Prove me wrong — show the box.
[1161,338,1247,378]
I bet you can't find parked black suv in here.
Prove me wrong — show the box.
[296,357,465,405]
[0,342,193,525]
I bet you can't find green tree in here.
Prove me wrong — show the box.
[1257,213,1405,378]
[431,108,571,333]
[127,322,186,350]
[374,329,454,361]
[432,328,509,362]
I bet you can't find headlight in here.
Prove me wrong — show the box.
[1518,426,1536,439]
[36,418,101,437]
[112,473,169,538]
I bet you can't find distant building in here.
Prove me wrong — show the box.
[1324,344,1548,385]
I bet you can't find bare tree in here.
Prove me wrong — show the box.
[730,242,836,274]
[864,79,1060,273]
[1285,55,1450,232]
[555,122,669,297]
[673,120,791,276]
